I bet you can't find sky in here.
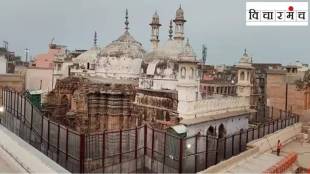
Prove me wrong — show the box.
[0,0,309,65]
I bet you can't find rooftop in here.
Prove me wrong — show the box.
[201,123,310,173]
[0,125,69,173]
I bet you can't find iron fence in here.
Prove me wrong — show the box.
[0,88,299,173]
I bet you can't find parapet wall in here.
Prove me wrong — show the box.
[247,123,302,154]
[201,123,302,173]
[0,74,25,105]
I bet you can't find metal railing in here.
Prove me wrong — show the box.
[0,88,300,173]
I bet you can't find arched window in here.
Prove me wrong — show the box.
[247,72,250,81]
[189,67,194,79]
[218,124,226,138]
[181,67,186,79]
[240,71,245,81]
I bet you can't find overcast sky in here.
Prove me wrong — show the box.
[0,0,309,65]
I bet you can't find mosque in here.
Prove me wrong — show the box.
[46,6,255,137]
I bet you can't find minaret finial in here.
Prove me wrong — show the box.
[125,9,129,31]
[186,38,190,46]
[202,44,207,65]
[94,31,97,47]
[169,20,173,40]
[243,48,247,56]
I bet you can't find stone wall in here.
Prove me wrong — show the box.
[45,76,138,133]
[266,72,308,121]
[0,74,25,105]
[134,89,179,129]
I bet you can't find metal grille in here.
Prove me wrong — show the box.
[0,88,300,173]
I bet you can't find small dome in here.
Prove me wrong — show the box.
[236,50,253,69]
[178,39,197,62]
[151,11,160,25]
[153,11,159,19]
[175,6,184,20]
[99,31,145,59]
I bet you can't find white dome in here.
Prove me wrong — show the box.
[99,31,145,59]
[142,39,197,78]
[96,31,145,79]
[144,39,184,62]
[145,39,197,63]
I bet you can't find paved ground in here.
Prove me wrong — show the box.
[0,147,26,173]
[280,140,310,169]
[226,153,283,173]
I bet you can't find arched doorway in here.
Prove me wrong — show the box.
[206,126,216,136]
[218,124,226,138]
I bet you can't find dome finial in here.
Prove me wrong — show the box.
[243,48,248,56]
[125,9,129,31]
[169,20,173,40]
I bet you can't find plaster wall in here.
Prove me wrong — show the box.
[0,56,7,74]
[26,68,53,93]
[96,56,142,79]
[179,96,250,119]
[186,114,249,137]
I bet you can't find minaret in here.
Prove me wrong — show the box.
[177,38,199,119]
[125,9,129,32]
[173,5,186,41]
[149,11,161,50]
[236,49,254,97]
[168,20,173,40]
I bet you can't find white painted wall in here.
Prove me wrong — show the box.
[0,56,7,74]
[185,114,249,137]
[26,68,53,92]
[53,61,73,89]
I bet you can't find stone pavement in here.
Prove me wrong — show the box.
[226,153,283,173]
[279,140,310,169]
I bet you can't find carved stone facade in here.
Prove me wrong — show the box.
[44,76,138,133]
[134,89,179,129]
